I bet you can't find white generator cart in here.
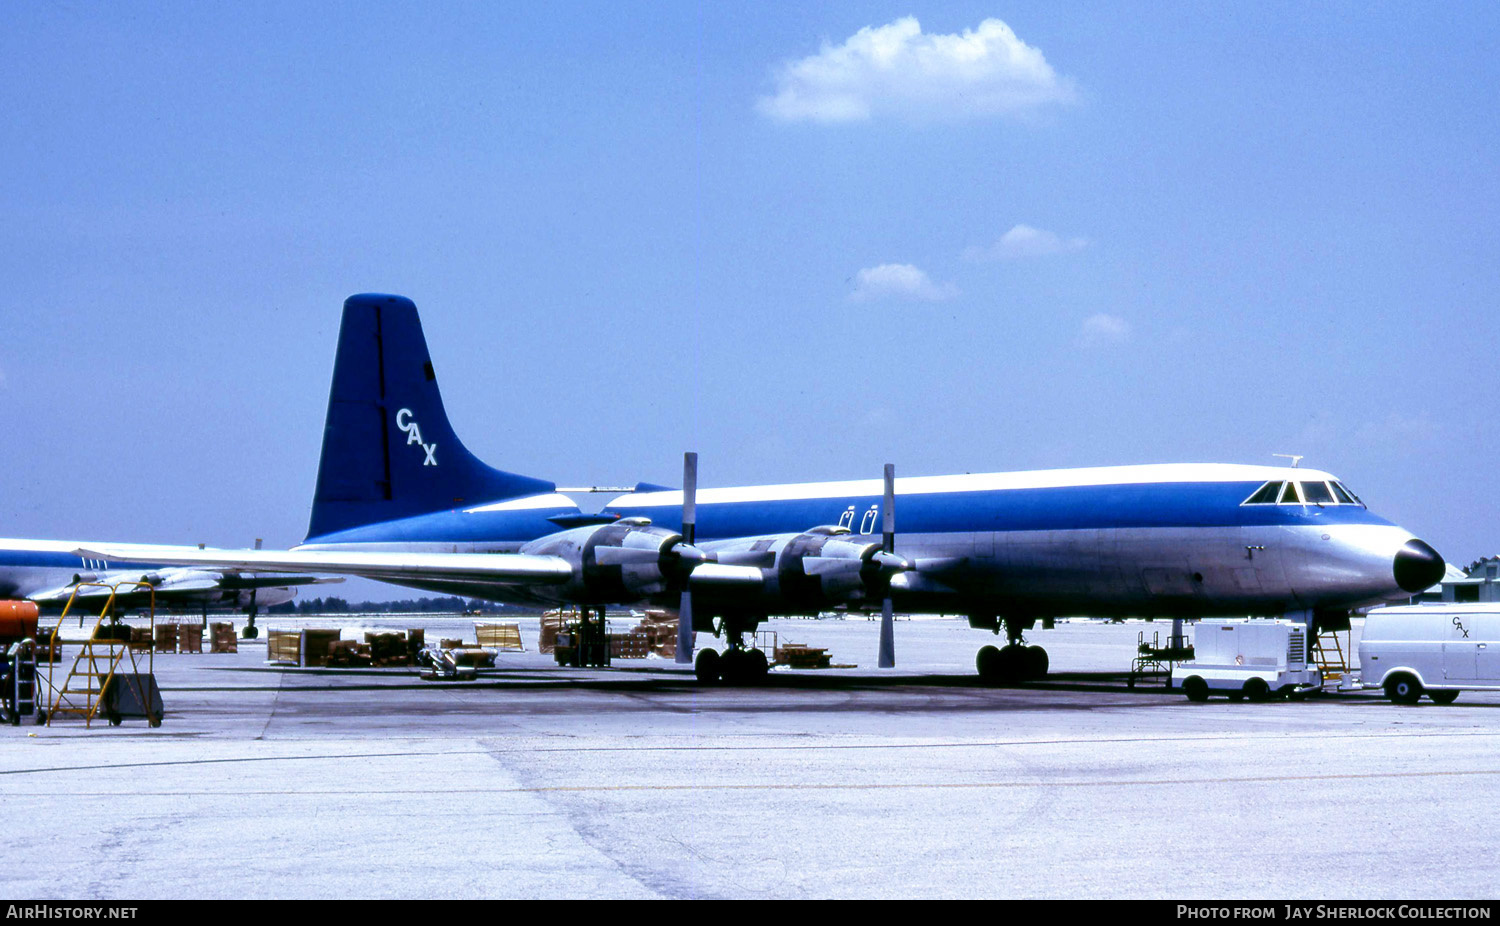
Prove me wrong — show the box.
[1172,619,1322,702]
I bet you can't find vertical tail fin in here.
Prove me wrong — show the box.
[305,294,554,540]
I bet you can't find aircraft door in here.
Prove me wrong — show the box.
[1445,612,1480,681]
[1475,615,1500,682]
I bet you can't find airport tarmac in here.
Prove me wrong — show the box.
[2,616,1496,899]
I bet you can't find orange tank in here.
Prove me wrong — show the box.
[0,600,40,640]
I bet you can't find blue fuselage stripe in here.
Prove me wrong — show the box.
[299,480,1394,549]
[606,482,1393,540]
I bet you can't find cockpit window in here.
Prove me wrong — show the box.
[1301,481,1334,504]
[1242,478,1366,507]
[1243,482,1282,505]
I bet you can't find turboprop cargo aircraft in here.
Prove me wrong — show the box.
[81,294,1447,683]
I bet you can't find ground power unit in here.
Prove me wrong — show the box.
[1172,619,1322,702]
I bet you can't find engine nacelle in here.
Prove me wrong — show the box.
[520,519,689,605]
[710,526,886,611]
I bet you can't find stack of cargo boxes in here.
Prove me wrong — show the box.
[209,622,237,653]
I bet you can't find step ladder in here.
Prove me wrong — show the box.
[44,581,158,728]
[1,640,40,725]
[1312,628,1353,690]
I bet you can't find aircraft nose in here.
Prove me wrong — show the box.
[1393,539,1445,593]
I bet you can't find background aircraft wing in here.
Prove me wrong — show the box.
[27,567,343,604]
[74,545,574,587]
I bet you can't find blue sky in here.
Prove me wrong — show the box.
[2,2,1497,596]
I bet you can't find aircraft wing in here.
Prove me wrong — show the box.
[74,545,574,587]
[27,567,343,604]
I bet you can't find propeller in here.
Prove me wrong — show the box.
[675,451,698,664]
[878,463,896,668]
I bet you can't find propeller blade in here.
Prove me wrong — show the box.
[676,589,695,664]
[675,451,698,664]
[878,462,896,668]
[882,463,895,555]
[879,594,895,668]
[681,452,697,546]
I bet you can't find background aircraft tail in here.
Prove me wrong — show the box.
[306,293,555,540]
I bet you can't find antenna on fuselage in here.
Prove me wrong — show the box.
[1272,454,1304,468]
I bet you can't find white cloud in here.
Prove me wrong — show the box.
[758,17,1075,124]
[1080,313,1131,346]
[964,224,1088,261]
[848,263,958,303]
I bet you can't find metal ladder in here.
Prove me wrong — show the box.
[45,582,156,727]
[1312,628,1352,689]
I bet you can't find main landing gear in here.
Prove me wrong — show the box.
[694,646,770,685]
[975,619,1049,685]
[693,620,770,685]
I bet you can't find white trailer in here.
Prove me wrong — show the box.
[1172,619,1321,702]
[1359,604,1500,705]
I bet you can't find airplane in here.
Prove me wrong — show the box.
[80,293,1448,684]
[0,538,338,633]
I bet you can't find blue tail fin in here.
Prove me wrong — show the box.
[306,294,555,540]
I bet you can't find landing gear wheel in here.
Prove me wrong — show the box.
[694,648,721,684]
[745,648,769,680]
[995,644,1025,685]
[976,645,1002,684]
[108,714,121,727]
[242,625,259,640]
[719,648,747,685]
[1429,690,1460,705]
[1182,676,1209,702]
[1243,677,1271,703]
[1023,645,1049,680]
[1385,675,1422,706]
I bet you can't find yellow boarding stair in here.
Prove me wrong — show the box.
[1312,627,1354,690]
[44,581,159,727]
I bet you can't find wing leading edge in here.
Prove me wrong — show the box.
[73,545,574,588]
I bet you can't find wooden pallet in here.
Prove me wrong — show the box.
[774,644,832,669]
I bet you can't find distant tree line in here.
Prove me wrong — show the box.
[267,596,540,615]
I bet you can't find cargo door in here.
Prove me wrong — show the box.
[1443,642,1478,681]
[1473,615,1500,683]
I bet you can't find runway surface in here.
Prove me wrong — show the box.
[2,616,1494,899]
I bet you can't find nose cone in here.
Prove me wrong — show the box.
[1393,539,1446,593]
